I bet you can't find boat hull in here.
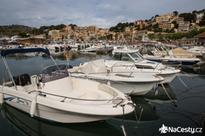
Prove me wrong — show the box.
[158,73,178,83]
[71,77,156,95]
[0,77,134,124]
[5,99,109,123]
[146,57,200,66]
[104,60,179,84]
[108,81,155,95]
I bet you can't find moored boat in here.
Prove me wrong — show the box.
[144,47,201,66]
[0,48,134,123]
[68,59,164,95]
[109,47,180,83]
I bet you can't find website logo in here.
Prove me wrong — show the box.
[159,124,169,134]
[159,124,202,134]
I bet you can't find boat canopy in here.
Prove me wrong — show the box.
[0,48,50,57]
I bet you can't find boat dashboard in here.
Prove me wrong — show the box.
[41,64,69,83]
[3,64,70,87]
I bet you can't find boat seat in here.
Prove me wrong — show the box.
[13,74,31,86]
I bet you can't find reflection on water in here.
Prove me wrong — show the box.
[121,97,159,121]
[1,104,123,136]
[0,55,205,136]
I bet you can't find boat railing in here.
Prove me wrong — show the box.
[109,61,136,72]
[154,63,160,70]
[28,90,126,106]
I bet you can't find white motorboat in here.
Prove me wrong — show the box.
[110,47,180,83]
[68,59,164,96]
[187,46,205,57]
[80,43,113,53]
[0,48,134,123]
[80,45,99,52]
[144,47,200,66]
[68,42,79,51]
[45,43,70,56]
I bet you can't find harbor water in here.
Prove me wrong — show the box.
[0,54,205,136]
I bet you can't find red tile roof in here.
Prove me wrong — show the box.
[196,32,205,38]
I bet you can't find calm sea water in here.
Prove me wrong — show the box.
[0,54,205,136]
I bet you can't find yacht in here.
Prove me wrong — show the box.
[45,43,71,56]
[187,46,205,57]
[0,48,134,123]
[109,47,180,83]
[144,47,200,66]
[80,43,113,53]
[68,59,164,95]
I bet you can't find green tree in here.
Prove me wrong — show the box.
[173,11,178,16]
[109,22,135,32]
[185,29,197,38]
[152,23,162,32]
[148,34,155,40]
[179,13,196,22]
[199,14,205,26]
[172,21,178,29]
[18,32,30,38]
[69,24,77,30]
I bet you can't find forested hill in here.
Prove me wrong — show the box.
[0,25,33,37]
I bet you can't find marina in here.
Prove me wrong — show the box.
[0,1,205,135]
[0,50,205,136]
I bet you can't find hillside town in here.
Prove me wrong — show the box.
[0,9,205,46]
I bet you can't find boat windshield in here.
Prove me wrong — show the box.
[41,64,69,83]
[113,53,133,61]
[128,52,143,62]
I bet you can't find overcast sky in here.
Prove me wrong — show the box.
[0,0,205,28]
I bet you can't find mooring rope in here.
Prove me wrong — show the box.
[121,104,127,136]
[160,83,177,107]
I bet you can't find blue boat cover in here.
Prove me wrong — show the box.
[0,48,50,57]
